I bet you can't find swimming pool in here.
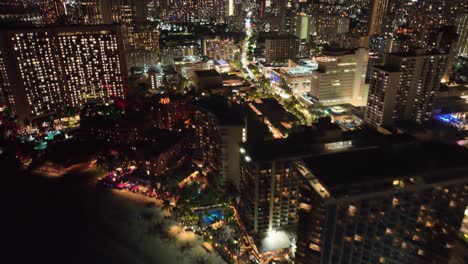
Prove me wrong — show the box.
[203,209,224,224]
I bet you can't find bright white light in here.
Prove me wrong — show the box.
[245,156,251,162]
[240,148,245,154]
[260,230,291,252]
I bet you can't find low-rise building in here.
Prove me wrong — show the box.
[173,55,215,80]
[248,98,299,138]
[79,112,188,175]
[193,70,223,92]
[202,36,240,61]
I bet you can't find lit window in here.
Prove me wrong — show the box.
[348,205,357,216]
[309,243,320,252]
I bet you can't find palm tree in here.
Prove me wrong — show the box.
[195,256,208,264]
[96,155,106,170]
[162,199,172,217]
[64,106,78,122]
[180,242,192,252]
[23,118,30,127]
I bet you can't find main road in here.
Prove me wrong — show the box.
[241,11,257,81]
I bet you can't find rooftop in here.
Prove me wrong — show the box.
[284,66,315,76]
[296,59,319,69]
[192,96,244,126]
[194,69,221,78]
[264,33,299,40]
[241,130,416,163]
[322,48,356,56]
[173,55,210,64]
[388,49,444,57]
[138,129,186,157]
[302,141,468,198]
[250,98,299,135]
[241,130,354,163]
[373,65,401,73]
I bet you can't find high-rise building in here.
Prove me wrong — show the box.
[280,3,295,34]
[238,140,302,238]
[0,1,53,26]
[369,0,389,35]
[364,49,448,128]
[71,0,106,24]
[456,13,468,57]
[125,24,160,68]
[316,15,350,44]
[226,0,242,17]
[425,26,459,82]
[158,0,226,23]
[310,48,369,106]
[265,34,300,64]
[238,130,347,256]
[69,0,144,25]
[293,15,313,42]
[295,141,468,264]
[0,49,13,108]
[202,37,239,61]
[191,96,244,189]
[310,0,374,37]
[0,25,128,122]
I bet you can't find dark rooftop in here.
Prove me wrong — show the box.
[264,33,299,40]
[192,95,244,126]
[194,69,221,78]
[250,98,299,134]
[322,48,356,56]
[241,130,417,163]
[373,65,401,72]
[303,141,468,197]
[137,129,185,158]
[388,49,444,57]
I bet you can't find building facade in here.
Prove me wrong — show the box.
[191,97,243,189]
[364,49,448,128]
[310,48,369,106]
[295,142,468,264]
[238,150,300,236]
[456,13,468,57]
[265,34,300,64]
[0,25,128,122]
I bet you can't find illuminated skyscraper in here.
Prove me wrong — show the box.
[369,0,389,35]
[0,49,13,108]
[456,13,468,57]
[69,0,144,24]
[226,0,242,17]
[73,0,105,24]
[57,25,128,107]
[0,25,128,122]
[265,34,300,64]
[364,49,448,128]
[0,1,54,25]
[310,48,369,106]
[295,141,468,264]
[316,15,350,44]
